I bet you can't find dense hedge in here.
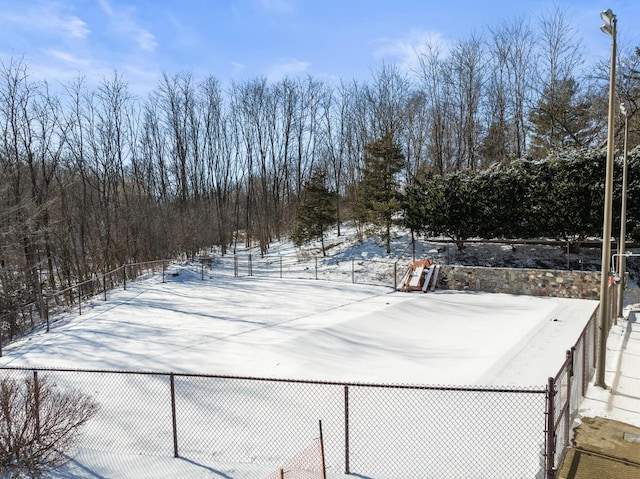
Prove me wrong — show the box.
[403,148,640,248]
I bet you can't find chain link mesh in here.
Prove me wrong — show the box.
[172,376,343,469]
[348,385,545,478]
[263,437,325,479]
[0,367,550,478]
[550,310,598,472]
[553,365,570,471]
[211,253,405,288]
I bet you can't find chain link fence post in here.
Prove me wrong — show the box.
[545,376,556,479]
[344,385,350,474]
[33,370,41,439]
[393,262,396,288]
[170,373,179,458]
[565,349,573,446]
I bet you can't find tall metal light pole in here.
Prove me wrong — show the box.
[617,102,629,319]
[596,8,617,389]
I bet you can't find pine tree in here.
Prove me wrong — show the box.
[355,133,405,254]
[528,78,598,158]
[292,172,337,256]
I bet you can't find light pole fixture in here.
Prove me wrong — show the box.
[617,102,629,319]
[596,8,617,389]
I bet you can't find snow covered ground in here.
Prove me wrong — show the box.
[0,227,624,478]
[0,268,597,386]
[579,291,640,429]
[0,270,598,477]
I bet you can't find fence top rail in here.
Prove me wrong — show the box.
[0,260,169,324]
[0,301,38,320]
[0,366,547,393]
[51,260,168,297]
[224,252,400,264]
[553,353,573,384]
[550,310,597,383]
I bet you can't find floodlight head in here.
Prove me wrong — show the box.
[600,9,614,25]
[621,102,628,116]
[600,9,616,36]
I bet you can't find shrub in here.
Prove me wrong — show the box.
[0,374,98,478]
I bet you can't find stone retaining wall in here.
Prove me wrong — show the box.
[437,265,601,299]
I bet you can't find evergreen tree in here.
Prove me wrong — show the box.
[435,172,482,250]
[292,172,337,256]
[404,171,481,251]
[472,160,533,240]
[528,78,598,158]
[355,133,405,254]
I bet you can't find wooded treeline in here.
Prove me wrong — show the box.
[1,9,640,313]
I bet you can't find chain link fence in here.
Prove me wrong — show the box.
[0,260,167,356]
[208,251,410,288]
[549,308,598,474]
[0,367,550,478]
[0,253,601,477]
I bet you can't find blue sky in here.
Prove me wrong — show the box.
[0,0,638,96]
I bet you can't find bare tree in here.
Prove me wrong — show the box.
[229,77,276,253]
[197,76,231,253]
[530,7,586,155]
[415,43,455,175]
[402,89,429,181]
[364,63,409,141]
[446,34,487,171]
[487,17,536,159]
[320,81,348,235]
[0,58,55,316]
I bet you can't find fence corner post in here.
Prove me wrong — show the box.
[545,376,556,479]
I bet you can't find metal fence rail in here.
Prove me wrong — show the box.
[0,367,548,479]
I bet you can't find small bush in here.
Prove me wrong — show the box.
[0,374,98,478]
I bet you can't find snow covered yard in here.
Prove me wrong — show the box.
[1,264,597,385]
[0,261,598,478]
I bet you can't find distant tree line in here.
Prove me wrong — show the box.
[1,8,640,315]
